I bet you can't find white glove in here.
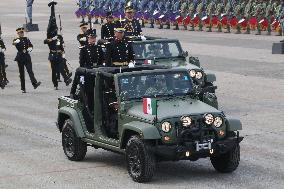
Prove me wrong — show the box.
[52,36,58,40]
[80,37,87,42]
[62,54,66,58]
[14,39,20,44]
[128,61,135,68]
[27,47,33,52]
[140,35,146,41]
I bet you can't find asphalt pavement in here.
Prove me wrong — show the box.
[0,0,284,189]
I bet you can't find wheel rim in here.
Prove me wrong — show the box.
[128,144,142,177]
[63,126,75,157]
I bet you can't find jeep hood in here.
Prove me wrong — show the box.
[126,98,221,121]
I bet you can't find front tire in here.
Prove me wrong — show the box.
[62,119,87,161]
[210,143,240,173]
[125,136,156,183]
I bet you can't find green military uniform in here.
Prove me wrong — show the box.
[181,1,188,30]
[188,0,196,31]
[254,0,265,35]
[265,0,273,35]
[215,0,224,32]
[224,0,232,33]
[234,2,242,34]
[196,0,204,31]
[206,1,216,32]
[244,0,253,34]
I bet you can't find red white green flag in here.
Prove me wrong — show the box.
[144,59,154,65]
[143,98,157,115]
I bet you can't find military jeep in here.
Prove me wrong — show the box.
[131,38,218,108]
[57,65,243,183]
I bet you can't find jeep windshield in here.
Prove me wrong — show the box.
[133,41,183,60]
[118,71,192,101]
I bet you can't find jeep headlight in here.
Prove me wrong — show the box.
[196,71,203,79]
[204,114,214,125]
[189,70,196,78]
[181,116,192,127]
[214,116,223,128]
[161,121,172,133]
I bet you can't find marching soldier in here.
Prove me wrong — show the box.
[79,29,105,68]
[265,0,273,35]
[234,1,242,34]
[224,0,232,33]
[277,0,284,36]
[215,0,224,32]
[206,0,216,32]
[12,27,41,93]
[254,0,265,35]
[0,38,8,89]
[244,0,253,34]
[101,11,115,41]
[188,0,196,31]
[45,1,72,90]
[106,24,135,66]
[77,22,88,47]
[122,5,143,37]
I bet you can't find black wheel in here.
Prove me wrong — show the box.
[210,143,240,173]
[62,119,87,161]
[125,135,156,183]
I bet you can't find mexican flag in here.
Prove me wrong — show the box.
[144,59,154,65]
[143,98,157,115]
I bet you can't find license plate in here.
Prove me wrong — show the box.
[195,139,213,151]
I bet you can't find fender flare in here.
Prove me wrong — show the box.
[226,117,242,131]
[57,106,85,138]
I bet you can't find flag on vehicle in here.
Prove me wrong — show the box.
[144,59,154,65]
[143,98,156,115]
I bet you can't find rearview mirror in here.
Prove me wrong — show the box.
[182,51,189,57]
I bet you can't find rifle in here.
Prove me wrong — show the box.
[59,14,63,35]
[0,23,2,39]
[88,14,92,30]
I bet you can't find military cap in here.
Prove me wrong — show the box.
[114,22,125,32]
[125,5,134,13]
[80,23,88,28]
[16,27,25,32]
[86,29,97,37]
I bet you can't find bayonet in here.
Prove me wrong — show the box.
[59,14,63,35]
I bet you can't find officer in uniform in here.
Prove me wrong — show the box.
[0,38,8,89]
[77,23,89,47]
[13,27,41,93]
[101,11,115,41]
[122,5,143,37]
[106,24,135,66]
[79,29,105,68]
[44,34,72,90]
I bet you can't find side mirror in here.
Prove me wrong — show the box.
[120,91,129,102]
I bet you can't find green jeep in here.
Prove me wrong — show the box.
[132,38,218,108]
[57,65,243,183]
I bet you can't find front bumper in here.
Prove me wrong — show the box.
[154,136,243,161]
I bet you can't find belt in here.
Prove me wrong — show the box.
[50,50,63,54]
[112,61,128,66]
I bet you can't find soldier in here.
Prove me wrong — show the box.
[188,0,196,31]
[234,0,242,34]
[106,25,135,66]
[215,0,224,32]
[79,29,105,68]
[254,0,265,35]
[44,35,72,90]
[45,1,72,90]
[77,23,88,47]
[0,38,7,89]
[101,11,115,41]
[265,0,273,35]
[223,0,232,33]
[206,0,216,32]
[278,0,284,36]
[196,0,205,31]
[122,5,143,37]
[12,27,41,93]
[244,0,253,34]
